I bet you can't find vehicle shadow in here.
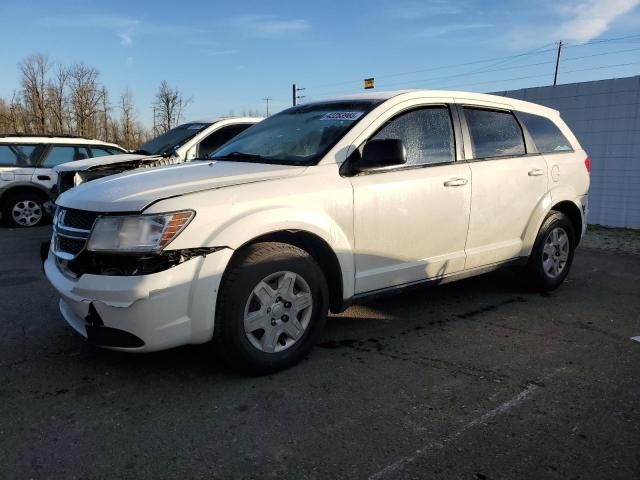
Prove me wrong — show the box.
[72,265,530,379]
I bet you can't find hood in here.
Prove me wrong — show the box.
[56,160,306,212]
[54,153,149,172]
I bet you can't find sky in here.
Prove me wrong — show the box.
[0,0,639,126]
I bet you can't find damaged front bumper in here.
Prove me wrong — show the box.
[43,247,233,352]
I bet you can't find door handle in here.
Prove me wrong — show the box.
[528,168,545,177]
[443,178,468,187]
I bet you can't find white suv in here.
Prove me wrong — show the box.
[44,90,590,373]
[0,135,126,227]
[54,118,262,197]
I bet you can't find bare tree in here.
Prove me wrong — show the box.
[47,63,70,135]
[118,88,137,149]
[1,53,156,142]
[20,53,50,133]
[68,63,103,137]
[154,80,191,132]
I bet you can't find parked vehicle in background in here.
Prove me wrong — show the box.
[0,135,126,227]
[44,91,589,373]
[54,118,262,197]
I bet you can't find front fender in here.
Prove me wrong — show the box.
[207,207,355,300]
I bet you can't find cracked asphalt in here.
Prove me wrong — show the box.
[1,226,639,479]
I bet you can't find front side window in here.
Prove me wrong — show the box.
[517,112,572,153]
[464,108,525,159]
[370,107,455,166]
[213,100,382,165]
[0,144,41,166]
[198,124,253,158]
[42,146,90,167]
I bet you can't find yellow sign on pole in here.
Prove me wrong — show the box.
[364,78,375,89]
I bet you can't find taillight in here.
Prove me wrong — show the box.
[584,156,591,174]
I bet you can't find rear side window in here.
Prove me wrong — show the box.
[42,145,90,167]
[0,144,42,166]
[464,108,525,159]
[517,112,572,153]
[371,107,455,166]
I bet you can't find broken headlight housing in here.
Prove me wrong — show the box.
[87,211,194,253]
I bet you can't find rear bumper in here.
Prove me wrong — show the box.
[44,248,233,352]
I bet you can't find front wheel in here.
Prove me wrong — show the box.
[525,211,576,291]
[213,242,329,374]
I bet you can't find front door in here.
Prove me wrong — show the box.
[350,106,472,294]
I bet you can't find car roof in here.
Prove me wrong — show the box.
[324,89,560,117]
[0,134,125,148]
[180,117,264,125]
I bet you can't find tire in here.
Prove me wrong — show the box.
[2,191,48,228]
[213,242,329,374]
[525,211,576,291]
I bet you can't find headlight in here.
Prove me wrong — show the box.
[87,211,194,253]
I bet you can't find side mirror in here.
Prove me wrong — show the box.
[358,139,406,171]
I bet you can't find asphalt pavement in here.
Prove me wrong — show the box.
[1,225,639,479]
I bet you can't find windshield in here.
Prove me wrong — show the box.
[136,122,211,156]
[211,100,382,165]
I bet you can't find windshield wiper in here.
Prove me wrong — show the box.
[210,151,264,161]
[132,149,153,155]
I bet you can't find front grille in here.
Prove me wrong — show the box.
[62,209,99,230]
[56,236,85,255]
[52,207,100,260]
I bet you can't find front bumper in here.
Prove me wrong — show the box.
[44,248,233,352]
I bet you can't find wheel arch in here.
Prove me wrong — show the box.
[0,184,50,204]
[229,230,346,313]
[550,200,583,245]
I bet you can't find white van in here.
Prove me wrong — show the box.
[0,135,126,227]
[54,118,262,197]
[44,90,589,373]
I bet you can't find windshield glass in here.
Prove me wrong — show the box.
[211,100,382,165]
[136,122,211,155]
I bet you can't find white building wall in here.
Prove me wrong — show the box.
[495,76,640,228]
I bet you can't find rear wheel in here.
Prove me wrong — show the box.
[526,211,575,291]
[213,242,328,374]
[2,191,48,227]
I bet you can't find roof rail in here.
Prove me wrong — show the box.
[0,133,91,139]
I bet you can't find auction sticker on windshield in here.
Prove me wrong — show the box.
[320,112,364,121]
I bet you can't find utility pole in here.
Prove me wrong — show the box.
[152,107,156,136]
[292,84,306,106]
[553,40,563,86]
[263,98,273,117]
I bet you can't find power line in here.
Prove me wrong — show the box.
[338,46,640,92]
[302,33,640,94]
[440,60,640,90]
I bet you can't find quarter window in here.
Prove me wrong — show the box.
[464,108,525,159]
[517,111,572,153]
[371,107,455,166]
[42,146,90,167]
[90,146,121,157]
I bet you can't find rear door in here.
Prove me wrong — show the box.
[458,105,548,269]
